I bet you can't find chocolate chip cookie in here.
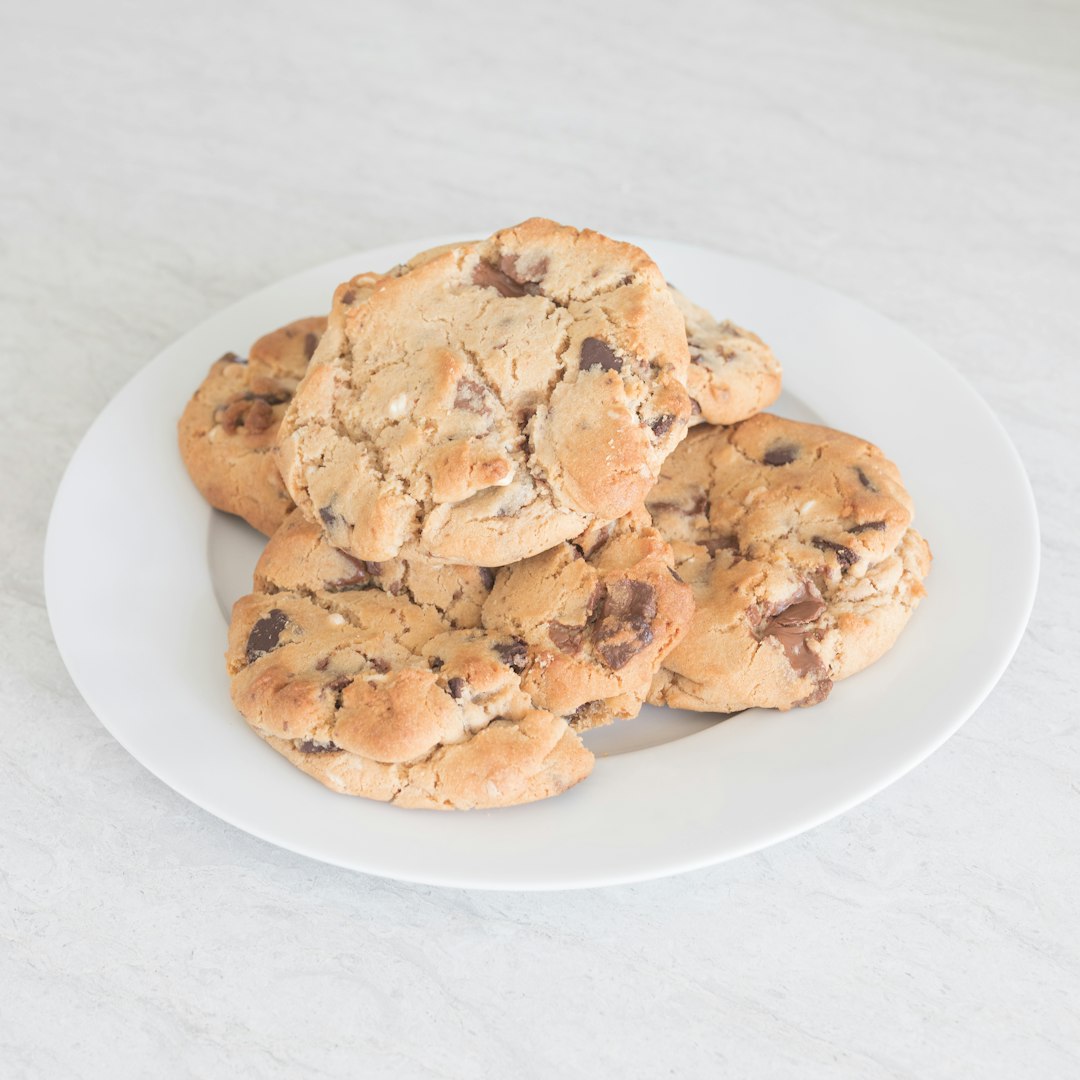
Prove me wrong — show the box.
[646,416,931,712]
[178,315,329,535]
[277,218,693,567]
[482,510,695,725]
[228,513,593,809]
[670,287,783,425]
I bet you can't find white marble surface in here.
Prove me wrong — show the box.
[2,1,1078,1076]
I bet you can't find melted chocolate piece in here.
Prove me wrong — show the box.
[812,537,859,568]
[763,444,798,466]
[593,579,657,670]
[548,621,585,655]
[296,740,342,754]
[649,413,676,437]
[753,587,826,677]
[447,676,465,699]
[303,332,318,359]
[850,520,887,534]
[580,338,623,373]
[245,609,289,663]
[494,639,528,672]
[472,260,543,298]
[328,551,372,590]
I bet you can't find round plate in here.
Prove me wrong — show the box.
[45,236,1039,890]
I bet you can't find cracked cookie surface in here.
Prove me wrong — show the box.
[670,287,783,426]
[178,315,329,535]
[227,513,593,809]
[482,510,695,726]
[646,415,931,712]
[277,218,693,566]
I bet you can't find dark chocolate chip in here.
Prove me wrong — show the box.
[812,537,859,568]
[494,639,528,672]
[219,351,243,364]
[592,579,658,670]
[245,609,289,663]
[369,658,390,674]
[315,656,330,671]
[580,337,623,373]
[763,444,799,466]
[850,521,887,534]
[319,506,338,529]
[296,740,342,754]
[752,586,827,677]
[327,675,353,693]
[428,656,444,671]
[303,332,318,359]
[668,566,685,583]
[340,290,356,305]
[447,676,465,699]
[478,567,496,590]
[856,468,877,491]
[649,413,676,437]
[328,551,371,590]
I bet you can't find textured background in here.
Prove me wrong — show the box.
[2,1,1078,1076]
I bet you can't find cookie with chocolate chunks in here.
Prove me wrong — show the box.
[277,218,693,567]
[646,415,931,712]
[669,287,783,425]
[178,245,459,536]
[482,510,694,726]
[178,315,331,535]
[227,513,593,810]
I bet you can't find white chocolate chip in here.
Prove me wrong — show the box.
[388,393,408,419]
[327,613,346,626]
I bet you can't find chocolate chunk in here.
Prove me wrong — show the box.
[850,520,887,534]
[315,656,330,671]
[548,621,585,655]
[319,506,338,529]
[327,675,353,693]
[296,740,342,754]
[856,467,877,491]
[752,586,826,677]
[369,658,390,674]
[580,338,623,373]
[813,537,859,568]
[668,566,684,583]
[447,676,465,699]
[340,290,356,306]
[472,260,542,298]
[649,413,676,437]
[245,608,289,663]
[219,351,243,364]
[303,332,318,359]
[328,552,371,590]
[428,656,444,671]
[763,444,798,466]
[454,378,490,413]
[478,567,496,590]
[592,579,658,670]
[494,639,528,672]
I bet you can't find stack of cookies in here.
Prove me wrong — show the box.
[179,219,931,810]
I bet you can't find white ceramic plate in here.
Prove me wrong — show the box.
[45,236,1039,890]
